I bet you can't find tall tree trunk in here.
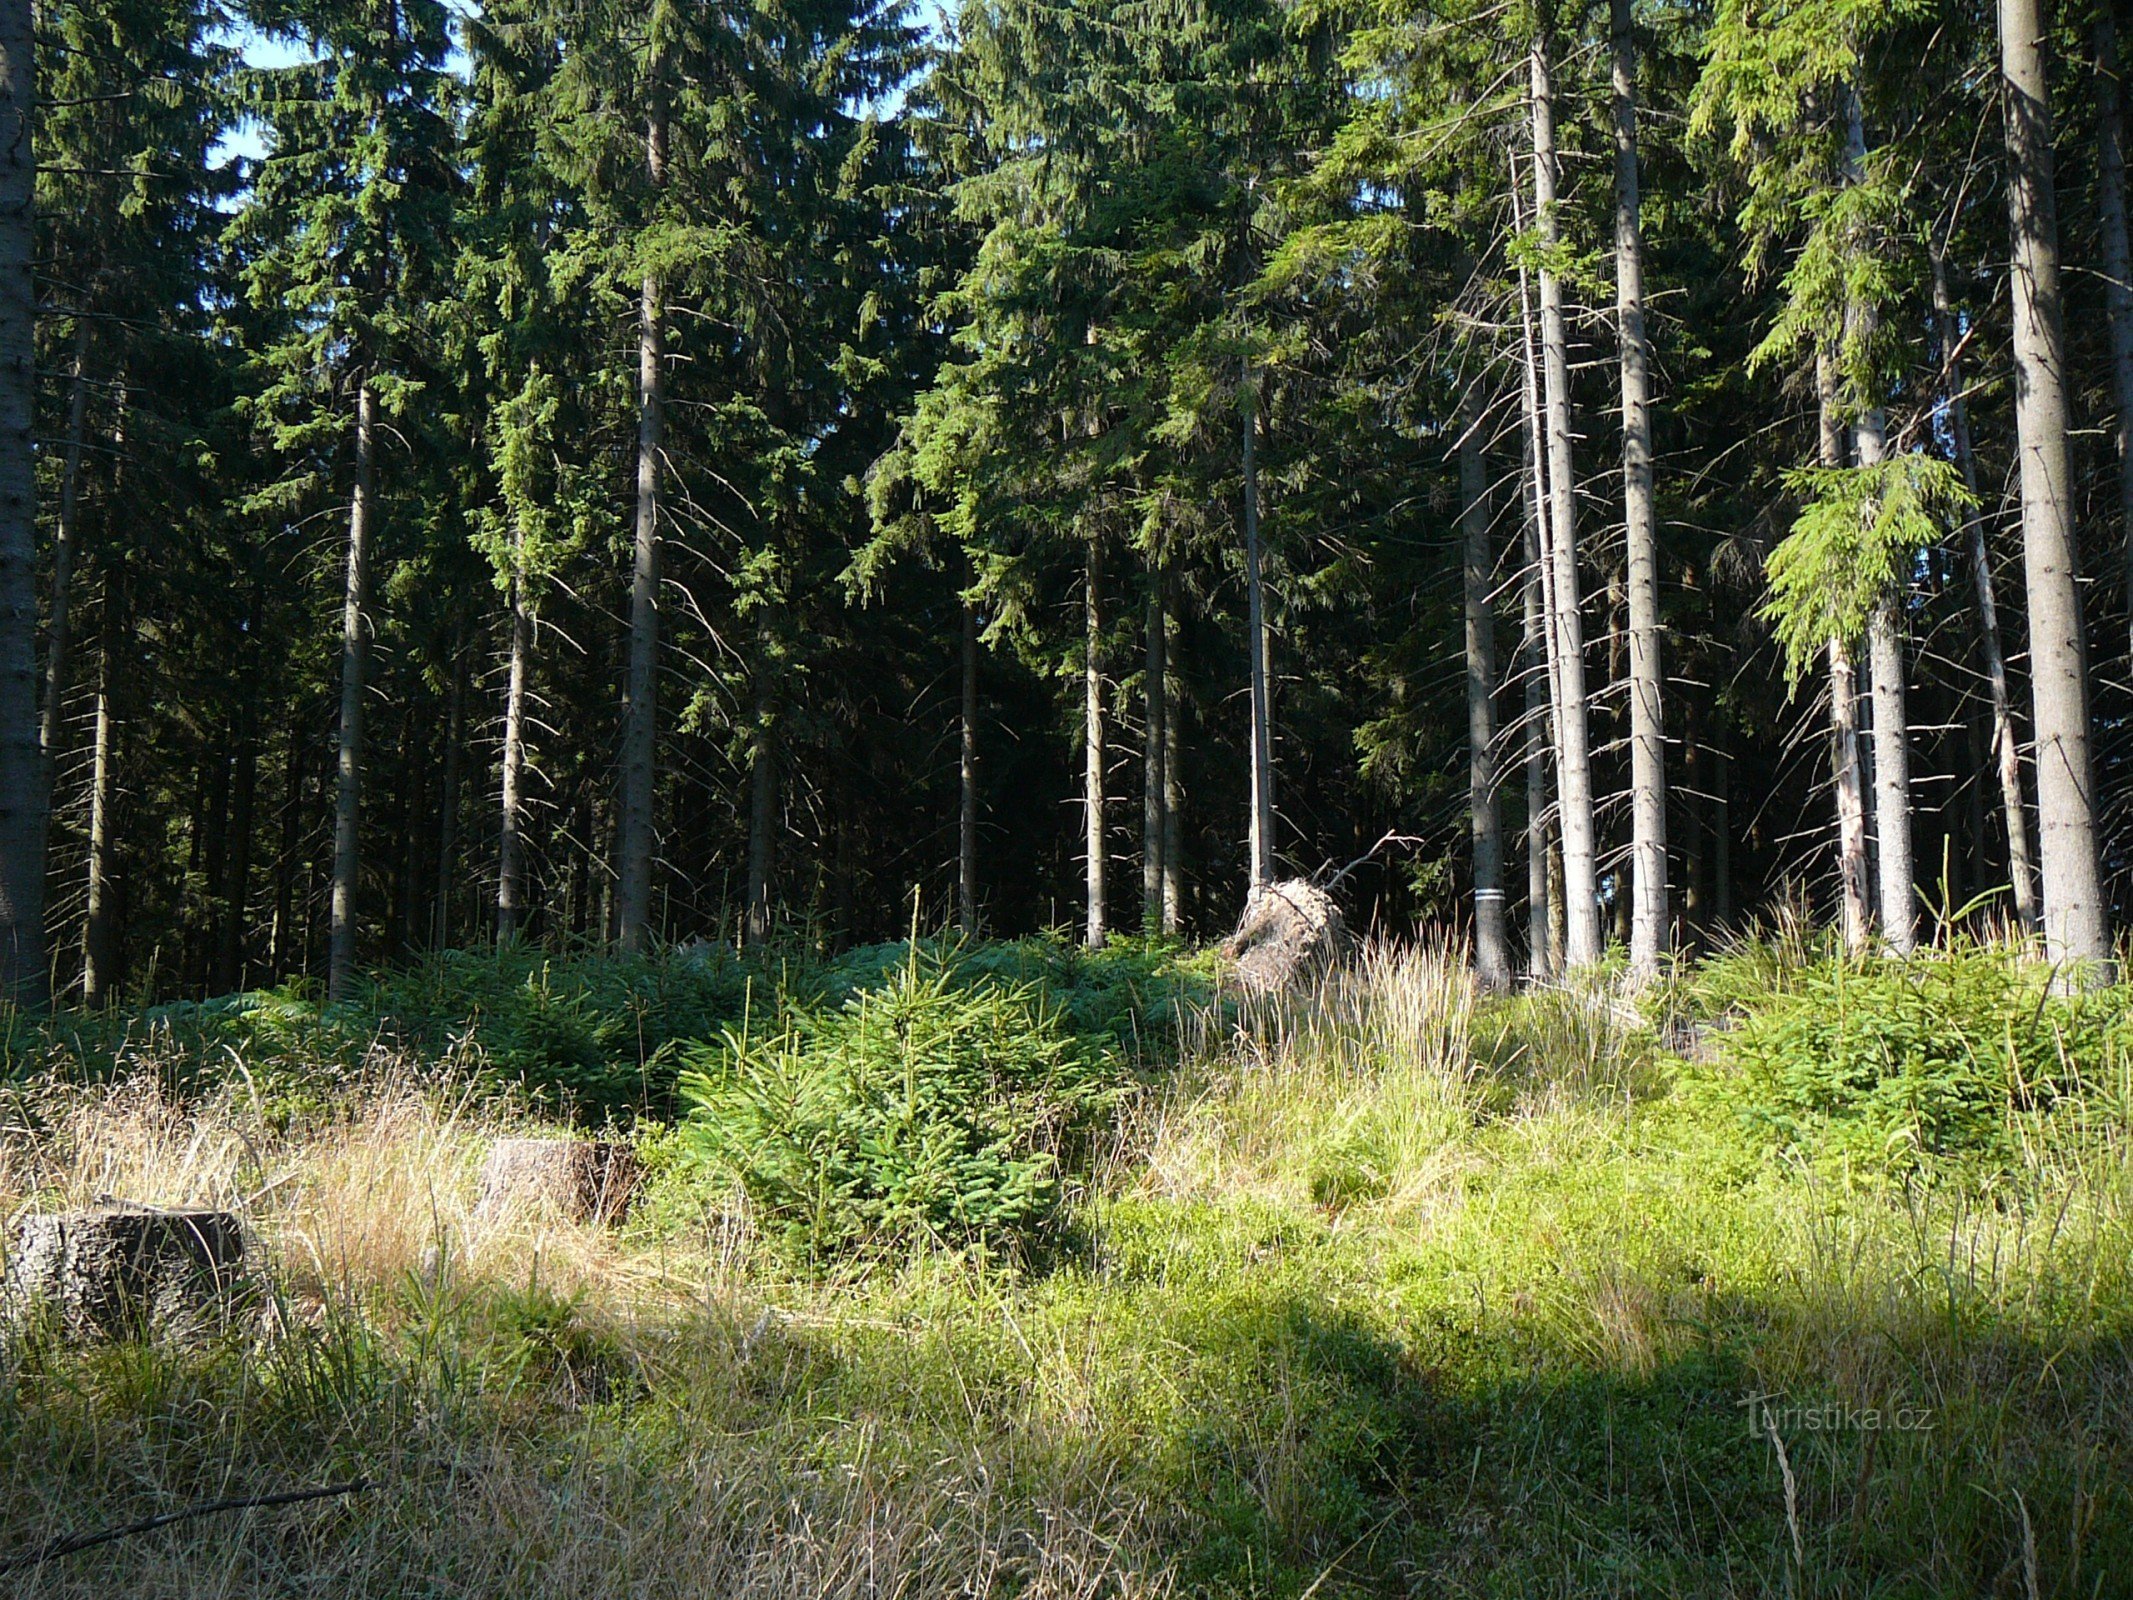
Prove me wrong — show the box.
[40,326,88,768]
[1530,25,1602,970]
[2097,9,2133,658]
[1819,352,1873,956]
[1242,372,1275,892]
[1844,90,1916,955]
[497,552,531,941]
[2000,0,2112,972]
[1858,432,1915,953]
[1161,585,1182,933]
[1516,218,1559,982]
[616,97,668,954]
[326,381,377,1003]
[744,668,776,947]
[82,562,122,1005]
[959,596,978,934]
[1142,577,1167,933]
[0,0,45,1008]
[1461,399,1512,990]
[1084,540,1106,948]
[1933,244,2039,931]
[1613,0,1667,980]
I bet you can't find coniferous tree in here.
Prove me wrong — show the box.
[232,0,457,999]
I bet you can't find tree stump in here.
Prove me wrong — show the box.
[476,1138,638,1226]
[1223,878,1347,995]
[3,1206,252,1341]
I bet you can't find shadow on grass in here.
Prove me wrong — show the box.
[0,1271,2128,1599]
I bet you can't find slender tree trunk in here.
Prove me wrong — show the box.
[1524,567,1554,980]
[326,381,377,1002]
[2097,10,2133,657]
[1516,219,1559,982]
[1530,27,1602,969]
[1859,438,1915,953]
[1933,245,2039,931]
[39,326,88,768]
[1613,0,1667,980]
[1142,577,1167,932]
[1161,585,1182,933]
[1461,400,1512,990]
[1819,352,1872,956]
[744,668,776,947]
[616,97,668,954]
[1241,372,1275,892]
[497,552,530,940]
[1084,540,1106,948]
[959,596,978,934]
[82,562,121,1005]
[2000,0,2112,972]
[1842,91,1916,955]
[0,0,45,1008]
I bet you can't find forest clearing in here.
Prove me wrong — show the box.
[2,933,2130,1596]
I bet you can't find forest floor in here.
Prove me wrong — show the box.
[0,935,2128,1596]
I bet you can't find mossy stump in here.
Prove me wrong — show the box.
[3,1206,252,1341]
[1224,879,1347,995]
[477,1138,638,1226]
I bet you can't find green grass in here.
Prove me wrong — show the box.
[0,936,2128,1596]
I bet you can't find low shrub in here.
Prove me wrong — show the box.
[1693,942,2133,1175]
[677,951,1129,1260]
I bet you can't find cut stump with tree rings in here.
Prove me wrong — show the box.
[476,1138,639,1226]
[3,1207,253,1341]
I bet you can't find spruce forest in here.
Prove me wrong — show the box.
[9,0,2133,1594]
[10,0,2129,993]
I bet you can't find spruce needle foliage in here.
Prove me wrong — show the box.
[678,950,1127,1260]
[1762,455,1974,683]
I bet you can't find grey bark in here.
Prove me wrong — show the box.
[326,382,377,1003]
[2000,0,2112,971]
[1932,245,2039,931]
[615,97,668,954]
[1460,399,1512,990]
[0,0,44,1007]
[1242,372,1275,891]
[1843,89,1915,955]
[1514,200,1559,982]
[496,549,530,941]
[959,596,978,934]
[1612,0,1667,978]
[1084,540,1106,948]
[1530,28,1603,970]
[1857,410,1915,954]
[1819,352,1872,956]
